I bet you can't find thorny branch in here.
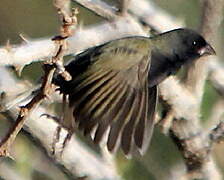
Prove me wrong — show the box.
[0,63,56,157]
[0,0,77,157]
[0,0,183,68]
[0,66,120,179]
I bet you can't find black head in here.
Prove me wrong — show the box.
[155,28,216,63]
[148,29,216,87]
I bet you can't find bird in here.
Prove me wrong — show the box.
[53,28,216,155]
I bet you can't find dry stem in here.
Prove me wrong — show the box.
[0,0,77,157]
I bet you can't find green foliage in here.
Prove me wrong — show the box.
[201,81,220,122]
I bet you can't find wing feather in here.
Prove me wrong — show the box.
[121,90,142,154]
[93,82,129,143]
[134,85,157,154]
[107,86,135,152]
[134,84,148,148]
[63,37,158,155]
[78,79,129,135]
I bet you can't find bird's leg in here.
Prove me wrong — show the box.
[43,112,74,156]
[51,94,75,156]
[40,113,62,155]
[60,128,74,156]
[59,94,76,156]
[52,94,67,155]
[41,94,68,155]
[52,123,62,155]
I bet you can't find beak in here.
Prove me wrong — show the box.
[198,43,216,56]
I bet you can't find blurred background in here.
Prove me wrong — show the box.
[0,0,223,179]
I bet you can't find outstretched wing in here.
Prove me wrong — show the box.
[64,37,157,154]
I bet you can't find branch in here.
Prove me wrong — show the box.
[0,65,120,179]
[166,0,224,179]
[0,1,120,179]
[128,0,184,32]
[3,102,120,179]
[0,0,183,68]
[0,18,146,70]
[0,0,76,157]
[0,53,121,179]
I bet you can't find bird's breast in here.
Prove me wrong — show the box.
[148,50,183,87]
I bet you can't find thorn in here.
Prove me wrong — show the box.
[14,65,25,76]
[0,149,8,157]
[41,113,61,123]
[51,125,62,156]
[20,107,29,117]
[0,144,14,160]
[6,153,15,161]
[19,33,30,43]
[60,130,73,156]
[4,40,12,52]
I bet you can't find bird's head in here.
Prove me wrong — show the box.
[153,28,216,63]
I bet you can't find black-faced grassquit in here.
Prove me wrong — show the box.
[54,28,215,155]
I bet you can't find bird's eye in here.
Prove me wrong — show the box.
[192,41,197,46]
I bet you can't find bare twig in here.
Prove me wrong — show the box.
[0,62,55,157]
[0,18,146,68]
[0,0,183,68]
[4,104,120,179]
[0,0,77,157]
